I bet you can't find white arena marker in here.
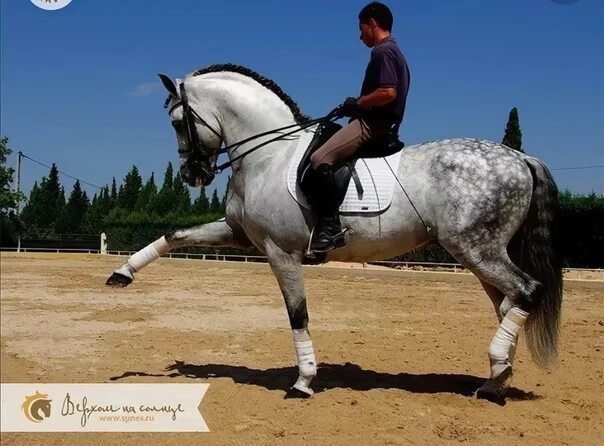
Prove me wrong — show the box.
[1,383,209,432]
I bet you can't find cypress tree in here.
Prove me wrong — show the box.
[502,107,524,152]
[149,162,176,215]
[135,172,158,211]
[117,184,125,208]
[162,162,174,192]
[210,188,220,213]
[21,164,63,234]
[84,185,112,233]
[192,186,209,214]
[173,172,191,213]
[120,165,143,210]
[110,177,118,207]
[20,181,40,230]
[56,180,89,233]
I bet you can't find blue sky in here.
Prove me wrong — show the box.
[2,0,603,201]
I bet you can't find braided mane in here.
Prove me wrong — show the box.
[191,64,311,124]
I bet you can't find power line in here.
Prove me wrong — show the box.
[15,152,602,191]
[19,152,103,190]
[551,165,604,171]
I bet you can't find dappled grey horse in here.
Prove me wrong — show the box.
[106,64,562,401]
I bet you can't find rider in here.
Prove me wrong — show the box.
[309,1,410,253]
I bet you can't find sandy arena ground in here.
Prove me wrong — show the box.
[1,253,602,445]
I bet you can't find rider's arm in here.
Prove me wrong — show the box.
[358,48,399,108]
[358,87,397,108]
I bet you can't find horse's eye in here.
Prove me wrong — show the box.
[171,120,184,132]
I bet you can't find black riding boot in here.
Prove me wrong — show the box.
[309,164,346,253]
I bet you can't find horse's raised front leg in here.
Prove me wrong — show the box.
[105,218,250,287]
[265,242,316,398]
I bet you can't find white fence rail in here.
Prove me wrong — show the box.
[1,246,602,273]
[1,247,101,254]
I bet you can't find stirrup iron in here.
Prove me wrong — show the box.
[306,226,348,256]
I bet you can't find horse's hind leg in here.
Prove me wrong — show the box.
[478,279,519,391]
[480,279,505,322]
[105,219,251,287]
[445,244,542,400]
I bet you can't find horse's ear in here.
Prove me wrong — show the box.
[158,73,178,98]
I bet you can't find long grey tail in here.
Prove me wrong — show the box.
[518,157,563,368]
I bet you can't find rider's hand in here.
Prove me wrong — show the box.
[339,97,360,117]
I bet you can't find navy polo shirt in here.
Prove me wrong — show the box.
[360,36,410,125]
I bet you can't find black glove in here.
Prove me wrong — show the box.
[339,96,360,118]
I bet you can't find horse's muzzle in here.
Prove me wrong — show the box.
[181,160,215,187]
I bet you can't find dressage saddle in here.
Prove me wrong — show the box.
[298,121,405,210]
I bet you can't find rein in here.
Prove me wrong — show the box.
[214,115,335,173]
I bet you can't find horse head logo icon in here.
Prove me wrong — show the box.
[21,391,52,422]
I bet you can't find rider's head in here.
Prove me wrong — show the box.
[358,2,393,48]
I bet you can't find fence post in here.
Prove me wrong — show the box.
[100,233,107,255]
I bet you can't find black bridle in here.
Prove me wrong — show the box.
[165,83,341,185]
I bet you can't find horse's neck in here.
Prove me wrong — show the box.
[195,74,297,151]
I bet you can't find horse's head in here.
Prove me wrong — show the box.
[158,74,222,187]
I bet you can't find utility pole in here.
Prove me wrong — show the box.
[16,151,22,252]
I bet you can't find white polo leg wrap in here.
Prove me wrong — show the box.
[292,329,316,394]
[128,236,170,272]
[489,307,528,365]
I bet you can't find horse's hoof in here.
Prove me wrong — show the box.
[476,365,513,405]
[476,385,506,405]
[284,385,313,399]
[105,272,133,287]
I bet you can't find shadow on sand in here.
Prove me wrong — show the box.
[110,361,540,405]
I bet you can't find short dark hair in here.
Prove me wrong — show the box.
[358,2,393,32]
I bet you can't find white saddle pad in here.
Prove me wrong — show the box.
[286,125,403,214]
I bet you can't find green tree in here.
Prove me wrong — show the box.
[173,172,191,214]
[192,186,209,214]
[21,163,64,235]
[559,190,604,267]
[110,177,118,207]
[135,172,158,211]
[502,107,523,152]
[117,184,124,206]
[210,188,220,213]
[0,137,24,245]
[162,162,174,192]
[84,185,114,233]
[149,162,176,215]
[56,180,90,233]
[119,166,143,210]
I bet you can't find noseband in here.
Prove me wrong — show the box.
[165,83,221,185]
